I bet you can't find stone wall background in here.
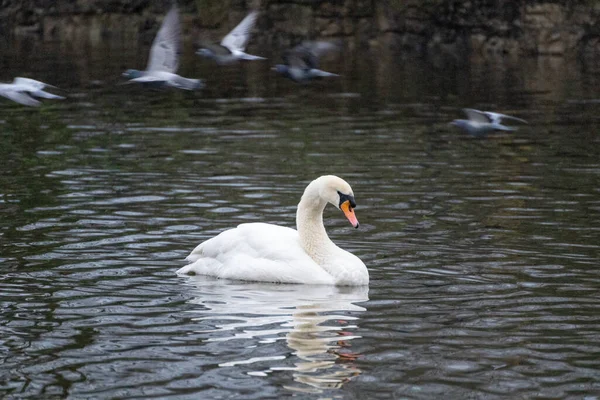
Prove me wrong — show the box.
[1,0,599,58]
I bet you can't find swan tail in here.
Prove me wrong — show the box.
[185,243,205,263]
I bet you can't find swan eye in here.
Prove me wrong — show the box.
[337,191,356,209]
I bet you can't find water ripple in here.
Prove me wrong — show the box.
[1,47,600,399]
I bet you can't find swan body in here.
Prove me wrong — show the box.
[178,175,368,286]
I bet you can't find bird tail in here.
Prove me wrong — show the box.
[310,69,339,78]
[170,77,205,91]
[32,90,65,100]
[237,52,267,61]
[492,123,517,132]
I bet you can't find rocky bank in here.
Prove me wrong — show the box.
[1,1,600,59]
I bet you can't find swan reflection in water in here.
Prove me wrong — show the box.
[183,277,369,394]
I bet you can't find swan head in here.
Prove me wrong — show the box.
[311,175,359,229]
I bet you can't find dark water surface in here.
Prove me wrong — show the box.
[1,38,600,399]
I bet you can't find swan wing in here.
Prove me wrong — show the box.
[179,223,335,284]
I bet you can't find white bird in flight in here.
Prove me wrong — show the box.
[450,108,528,137]
[122,5,204,90]
[196,11,266,65]
[273,41,341,83]
[0,77,65,107]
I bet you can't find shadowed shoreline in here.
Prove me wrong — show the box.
[1,1,600,61]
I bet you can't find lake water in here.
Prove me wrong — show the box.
[1,37,600,399]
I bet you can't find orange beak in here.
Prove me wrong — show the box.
[341,200,359,229]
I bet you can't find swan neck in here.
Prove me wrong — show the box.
[296,191,334,261]
[292,176,369,286]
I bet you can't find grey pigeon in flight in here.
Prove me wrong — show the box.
[0,77,65,107]
[122,5,204,90]
[196,11,265,65]
[450,108,527,137]
[273,41,341,83]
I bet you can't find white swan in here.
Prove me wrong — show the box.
[177,175,368,285]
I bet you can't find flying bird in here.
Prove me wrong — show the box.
[196,11,265,65]
[450,108,528,137]
[273,41,341,83]
[122,5,204,90]
[0,77,65,107]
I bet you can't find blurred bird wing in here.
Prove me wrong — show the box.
[305,40,341,58]
[284,43,317,69]
[485,111,528,125]
[13,77,53,90]
[203,43,232,55]
[463,108,491,123]
[0,88,41,106]
[283,48,310,69]
[147,5,181,73]
[169,75,204,90]
[221,11,259,52]
[129,75,165,83]
[284,41,340,69]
